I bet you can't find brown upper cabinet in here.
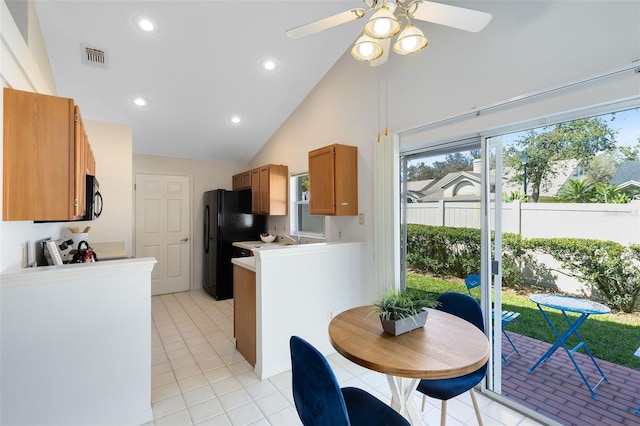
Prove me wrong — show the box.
[232,170,252,190]
[308,144,358,216]
[3,88,96,221]
[250,164,288,215]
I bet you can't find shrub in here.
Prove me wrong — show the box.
[524,238,640,312]
[406,224,480,277]
[405,225,640,311]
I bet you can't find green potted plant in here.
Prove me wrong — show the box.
[371,288,440,336]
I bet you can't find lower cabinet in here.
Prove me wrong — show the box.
[233,265,256,366]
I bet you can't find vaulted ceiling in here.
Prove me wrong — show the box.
[34,1,364,163]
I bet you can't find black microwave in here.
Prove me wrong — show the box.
[84,175,103,220]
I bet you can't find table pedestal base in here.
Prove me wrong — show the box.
[387,376,422,425]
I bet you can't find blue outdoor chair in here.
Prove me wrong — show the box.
[465,274,520,365]
[289,336,410,426]
[416,292,488,426]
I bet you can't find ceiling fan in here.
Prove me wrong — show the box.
[287,0,492,67]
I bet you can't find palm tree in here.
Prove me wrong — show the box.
[556,177,594,203]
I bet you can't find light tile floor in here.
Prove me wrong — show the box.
[149,290,546,426]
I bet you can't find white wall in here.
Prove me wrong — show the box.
[82,120,133,254]
[251,0,640,298]
[133,154,249,289]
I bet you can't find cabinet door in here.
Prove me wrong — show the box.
[241,171,252,188]
[74,106,87,218]
[87,144,96,176]
[233,265,256,366]
[308,146,336,215]
[3,88,75,221]
[258,166,270,214]
[232,171,252,190]
[333,144,358,216]
[250,168,260,214]
[232,174,243,190]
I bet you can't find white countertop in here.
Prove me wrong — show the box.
[232,239,329,253]
[1,258,157,288]
[231,256,255,272]
[233,240,286,251]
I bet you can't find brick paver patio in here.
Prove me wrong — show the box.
[500,332,640,425]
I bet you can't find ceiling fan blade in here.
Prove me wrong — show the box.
[370,38,390,67]
[412,1,492,33]
[286,9,366,39]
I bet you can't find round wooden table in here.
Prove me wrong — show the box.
[329,306,490,425]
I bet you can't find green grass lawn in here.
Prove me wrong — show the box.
[406,273,640,370]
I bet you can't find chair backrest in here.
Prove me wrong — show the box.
[289,336,350,426]
[436,291,485,332]
[464,274,481,296]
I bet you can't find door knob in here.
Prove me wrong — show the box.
[181,237,189,242]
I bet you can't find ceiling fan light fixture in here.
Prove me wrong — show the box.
[364,7,400,39]
[351,34,383,62]
[393,24,428,55]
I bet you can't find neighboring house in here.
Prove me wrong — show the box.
[416,159,582,202]
[418,160,487,202]
[610,161,640,192]
[405,179,434,202]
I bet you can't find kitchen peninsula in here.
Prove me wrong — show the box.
[231,241,368,379]
[0,258,156,426]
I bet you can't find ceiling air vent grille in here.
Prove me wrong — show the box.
[81,44,108,69]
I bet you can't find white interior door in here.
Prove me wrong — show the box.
[135,174,191,295]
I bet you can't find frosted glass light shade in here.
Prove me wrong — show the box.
[393,25,428,55]
[364,7,400,39]
[351,34,383,61]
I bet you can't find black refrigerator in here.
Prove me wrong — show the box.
[203,189,266,300]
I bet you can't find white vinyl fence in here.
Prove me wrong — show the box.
[406,200,640,245]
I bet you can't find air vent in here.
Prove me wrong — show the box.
[81,44,108,69]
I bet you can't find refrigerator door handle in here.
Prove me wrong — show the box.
[204,205,210,253]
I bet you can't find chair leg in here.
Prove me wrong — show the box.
[421,394,426,411]
[502,328,519,353]
[440,400,447,426]
[469,390,483,426]
[501,328,519,364]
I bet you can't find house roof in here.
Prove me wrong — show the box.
[610,161,640,186]
[406,180,435,192]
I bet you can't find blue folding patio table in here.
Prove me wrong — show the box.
[528,293,610,400]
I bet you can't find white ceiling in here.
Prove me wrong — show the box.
[34,0,365,163]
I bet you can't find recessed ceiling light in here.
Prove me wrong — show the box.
[133,97,149,107]
[134,16,158,34]
[229,115,242,124]
[261,58,278,72]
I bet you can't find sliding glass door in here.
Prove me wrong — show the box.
[400,137,505,394]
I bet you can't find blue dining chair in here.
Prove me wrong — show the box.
[465,274,520,365]
[416,292,488,426]
[289,336,410,426]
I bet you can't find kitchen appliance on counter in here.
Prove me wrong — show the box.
[203,189,266,300]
